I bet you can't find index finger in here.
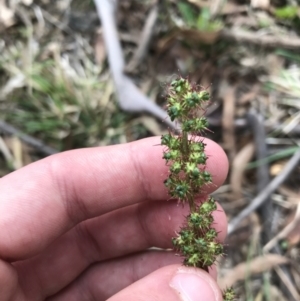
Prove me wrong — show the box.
[0,136,228,260]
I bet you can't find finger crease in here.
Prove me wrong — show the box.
[76,222,102,264]
[129,143,151,202]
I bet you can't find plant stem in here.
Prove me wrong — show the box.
[181,131,189,156]
[162,77,236,300]
[181,131,195,211]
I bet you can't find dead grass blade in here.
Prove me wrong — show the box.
[220,82,236,160]
[230,143,255,197]
[11,137,23,169]
[0,136,13,164]
[95,29,106,67]
[264,203,300,252]
[126,3,158,73]
[221,28,300,49]
[228,148,300,235]
[219,254,289,290]
[133,116,164,136]
[275,266,300,301]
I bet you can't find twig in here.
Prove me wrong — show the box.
[125,4,158,73]
[207,117,300,134]
[247,110,272,243]
[93,0,176,130]
[221,28,300,49]
[228,147,300,235]
[264,203,300,252]
[0,120,58,156]
[274,266,300,301]
[36,5,73,35]
[220,82,236,160]
[248,111,297,300]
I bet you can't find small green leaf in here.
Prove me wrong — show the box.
[274,6,298,20]
[178,1,197,27]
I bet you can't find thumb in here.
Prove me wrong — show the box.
[108,264,222,301]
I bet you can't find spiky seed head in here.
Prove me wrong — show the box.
[182,245,194,255]
[193,117,209,131]
[208,242,223,255]
[168,103,182,121]
[173,183,189,198]
[163,149,180,162]
[170,162,181,174]
[186,253,200,266]
[202,171,212,183]
[198,90,210,101]
[205,229,218,240]
[223,288,235,301]
[182,120,194,131]
[195,238,207,248]
[189,152,207,165]
[190,142,205,152]
[199,198,217,215]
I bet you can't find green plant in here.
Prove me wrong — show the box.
[274,6,298,20]
[0,38,140,151]
[161,77,235,300]
[178,2,222,31]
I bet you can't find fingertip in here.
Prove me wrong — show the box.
[109,264,222,301]
[170,266,222,301]
[213,202,228,243]
[203,137,229,193]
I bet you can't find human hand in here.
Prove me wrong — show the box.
[0,136,228,301]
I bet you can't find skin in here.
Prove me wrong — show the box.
[0,136,229,301]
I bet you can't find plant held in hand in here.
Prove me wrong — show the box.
[161,77,235,301]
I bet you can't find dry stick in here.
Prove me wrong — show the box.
[221,28,300,49]
[248,111,297,301]
[264,204,300,252]
[274,266,300,301]
[228,147,300,235]
[207,117,300,134]
[125,4,158,73]
[94,0,176,130]
[0,120,58,156]
[247,110,272,243]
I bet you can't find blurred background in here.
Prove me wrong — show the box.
[1,0,300,300]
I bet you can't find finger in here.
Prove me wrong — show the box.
[0,136,228,260]
[49,262,222,301]
[47,252,219,301]
[47,251,181,301]
[109,265,222,301]
[0,259,21,301]
[15,200,227,299]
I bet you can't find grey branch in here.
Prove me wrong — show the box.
[228,147,300,235]
[221,28,300,49]
[0,120,58,156]
[94,0,176,129]
[247,110,273,243]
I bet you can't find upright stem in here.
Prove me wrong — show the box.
[162,77,236,300]
[181,131,195,211]
[188,195,195,212]
[182,131,189,156]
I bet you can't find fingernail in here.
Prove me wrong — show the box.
[169,267,219,301]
